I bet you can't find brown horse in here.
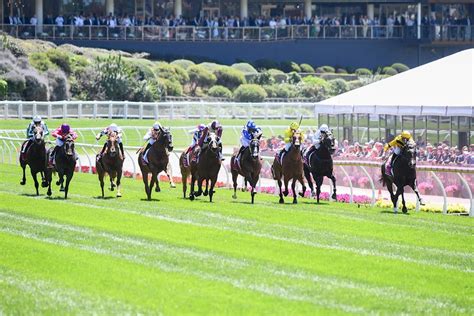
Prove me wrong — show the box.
[231,138,262,204]
[96,132,124,198]
[19,125,49,195]
[271,132,306,204]
[179,146,199,199]
[189,132,221,202]
[138,128,173,200]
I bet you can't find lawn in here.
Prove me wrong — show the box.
[0,162,473,314]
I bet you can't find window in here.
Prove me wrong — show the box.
[426,116,439,145]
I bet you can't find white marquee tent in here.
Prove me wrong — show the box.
[316,49,474,117]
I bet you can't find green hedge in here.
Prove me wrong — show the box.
[187,65,216,95]
[280,61,301,73]
[213,67,246,90]
[329,78,349,95]
[391,63,409,73]
[0,79,7,99]
[355,68,373,76]
[382,66,398,76]
[170,59,195,70]
[46,49,72,74]
[231,63,258,74]
[299,63,315,73]
[233,84,267,102]
[267,69,287,83]
[29,52,56,72]
[208,85,232,98]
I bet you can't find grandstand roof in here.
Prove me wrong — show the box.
[316,49,474,117]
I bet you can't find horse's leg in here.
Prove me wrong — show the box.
[297,173,306,198]
[203,179,209,196]
[315,175,324,204]
[57,171,65,191]
[31,170,40,196]
[142,172,151,200]
[277,179,284,204]
[410,179,424,205]
[303,166,315,197]
[166,163,176,188]
[189,172,196,201]
[291,178,298,204]
[232,170,238,199]
[116,169,122,197]
[149,172,157,198]
[40,171,48,188]
[250,179,256,204]
[209,177,217,203]
[20,162,27,185]
[154,173,161,192]
[99,171,105,198]
[196,177,203,197]
[64,172,73,199]
[46,168,52,197]
[181,169,188,199]
[400,189,408,213]
[283,177,290,197]
[392,185,403,213]
[329,174,337,200]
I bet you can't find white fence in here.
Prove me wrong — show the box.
[0,101,316,120]
[1,134,472,217]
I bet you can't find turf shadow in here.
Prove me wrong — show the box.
[93,196,116,200]
[380,210,411,215]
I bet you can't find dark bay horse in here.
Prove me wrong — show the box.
[138,128,173,200]
[380,141,424,213]
[271,132,306,204]
[303,132,337,203]
[19,125,49,195]
[231,138,262,204]
[189,132,221,202]
[96,132,124,198]
[179,148,197,199]
[47,134,76,199]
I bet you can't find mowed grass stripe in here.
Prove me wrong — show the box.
[0,211,470,315]
[1,163,473,313]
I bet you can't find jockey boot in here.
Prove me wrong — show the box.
[141,143,152,165]
[48,146,58,168]
[119,142,125,160]
[235,146,245,162]
[279,149,287,163]
[219,143,224,161]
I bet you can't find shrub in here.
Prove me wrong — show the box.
[231,63,258,74]
[0,79,7,99]
[46,49,72,74]
[280,61,301,73]
[382,66,398,76]
[391,63,409,73]
[160,79,183,96]
[29,52,56,72]
[288,72,302,84]
[336,68,348,74]
[355,68,373,76]
[145,79,165,101]
[347,80,364,90]
[263,84,297,98]
[47,70,69,101]
[154,62,189,85]
[267,68,287,83]
[296,82,329,101]
[129,59,155,81]
[233,84,267,102]
[198,62,220,72]
[187,65,216,95]
[213,66,246,90]
[250,70,275,85]
[70,55,89,73]
[24,74,49,101]
[254,59,279,70]
[317,65,335,73]
[329,78,350,95]
[302,76,330,89]
[171,59,195,69]
[4,70,25,94]
[262,85,278,98]
[208,85,232,98]
[299,63,315,73]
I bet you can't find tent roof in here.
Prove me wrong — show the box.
[316,49,474,117]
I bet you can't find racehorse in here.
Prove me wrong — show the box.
[138,128,173,200]
[19,125,49,195]
[380,141,424,213]
[271,132,306,204]
[47,134,76,199]
[231,138,262,204]
[96,131,124,198]
[303,132,337,203]
[179,147,199,199]
[189,132,221,202]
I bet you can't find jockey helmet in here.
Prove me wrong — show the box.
[33,116,42,123]
[211,120,220,130]
[290,122,299,130]
[61,124,70,134]
[197,124,206,131]
[153,121,161,131]
[109,123,118,132]
[246,120,256,130]
[319,124,329,133]
[401,131,412,140]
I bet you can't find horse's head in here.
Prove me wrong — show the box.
[292,132,302,149]
[107,131,118,157]
[402,141,417,168]
[159,128,173,151]
[64,135,75,157]
[33,125,44,144]
[321,131,336,154]
[249,138,260,159]
[207,132,219,153]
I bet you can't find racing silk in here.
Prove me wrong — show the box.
[384,135,414,152]
[98,126,123,139]
[243,126,262,141]
[284,128,304,143]
[144,128,160,142]
[26,122,49,138]
[198,125,223,147]
[51,127,77,140]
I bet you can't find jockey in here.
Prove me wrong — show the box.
[48,123,78,167]
[198,120,224,160]
[235,120,262,164]
[183,123,206,166]
[21,115,49,157]
[312,124,330,150]
[142,121,163,164]
[96,123,124,161]
[279,121,304,161]
[383,130,414,175]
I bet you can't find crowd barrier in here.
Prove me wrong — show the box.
[1,132,472,217]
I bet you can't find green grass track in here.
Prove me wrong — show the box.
[0,163,473,314]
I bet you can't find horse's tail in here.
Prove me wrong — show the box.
[379,164,386,187]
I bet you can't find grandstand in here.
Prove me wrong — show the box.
[1,0,473,66]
